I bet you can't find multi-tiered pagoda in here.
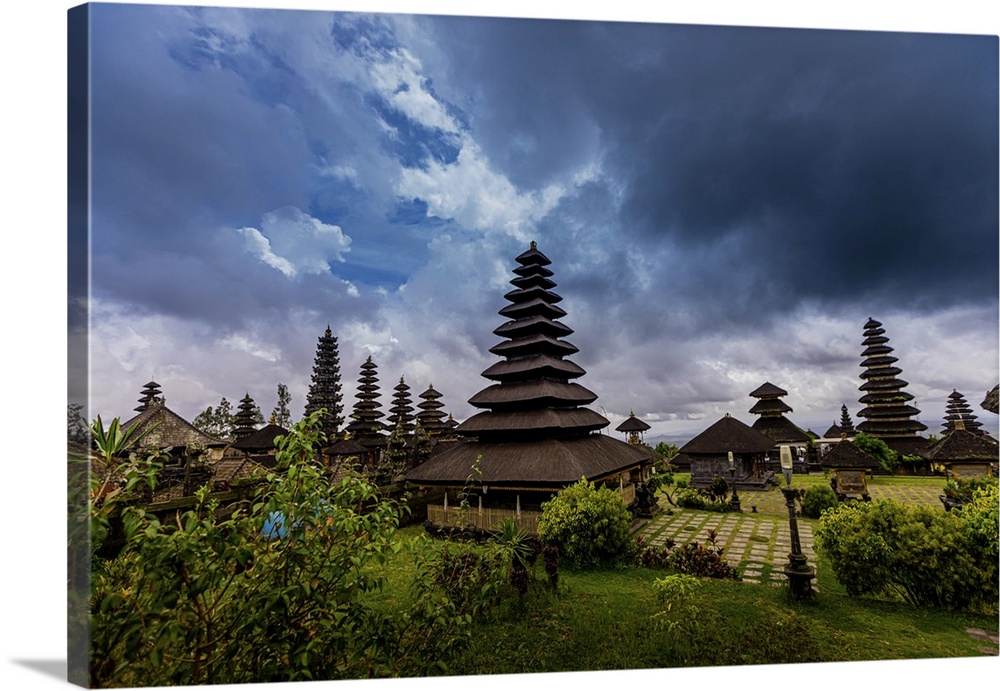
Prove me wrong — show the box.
[304,326,345,441]
[856,318,927,455]
[407,242,652,527]
[232,393,259,440]
[415,385,452,435]
[134,381,163,412]
[748,382,809,445]
[344,356,386,467]
[387,377,415,433]
[943,390,984,436]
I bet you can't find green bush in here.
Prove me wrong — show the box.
[800,484,840,518]
[89,413,491,686]
[537,478,637,569]
[815,499,998,612]
[959,482,999,558]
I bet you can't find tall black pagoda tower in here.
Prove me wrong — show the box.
[387,377,415,433]
[856,318,927,454]
[304,326,344,440]
[407,242,652,518]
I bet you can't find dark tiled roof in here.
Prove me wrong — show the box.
[679,415,775,455]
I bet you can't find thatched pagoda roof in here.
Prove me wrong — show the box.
[679,414,775,455]
[406,435,650,488]
[230,423,289,451]
[120,402,227,451]
[749,382,788,398]
[923,429,999,462]
[751,416,811,443]
[983,385,999,414]
[824,424,844,439]
[616,412,651,433]
[325,437,369,456]
[820,441,880,469]
[406,241,651,489]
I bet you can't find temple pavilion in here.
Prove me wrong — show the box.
[616,411,651,445]
[856,318,927,455]
[406,242,653,532]
[676,413,776,490]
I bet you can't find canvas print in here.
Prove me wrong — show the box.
[67,2,999,688]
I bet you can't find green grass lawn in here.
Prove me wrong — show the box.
[374,521,996,676]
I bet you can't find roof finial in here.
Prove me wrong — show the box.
[530,240,537,250]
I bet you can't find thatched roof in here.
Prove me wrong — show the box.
[824,424,844,439]
[923,429,999,462]
[325,438,369,456]
[751,416,811,444]
[406,434,651,488]
[679,414,775,455]
[821,441,880,469]
[982,384,999,414]
[749,398,792,415]
[120,402,227,451]
[468,380,597,409]
[230,423,289,451]
[616,412,651,433]
[881,436,931,457]
[749,382,787,398]
[458,408,609,436]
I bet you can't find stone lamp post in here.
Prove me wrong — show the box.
[779,445,815,600]
[727,451,742,512]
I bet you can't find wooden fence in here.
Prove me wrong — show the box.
[425,484,635,534]
[426,504,542,533]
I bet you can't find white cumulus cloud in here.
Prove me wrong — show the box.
[237,206,351,277]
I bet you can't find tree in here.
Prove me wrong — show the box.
[852,432,898,473]
[68,402,88,445]
[194,397,235,439]
[88,413,485,685]
[269,382,292,428]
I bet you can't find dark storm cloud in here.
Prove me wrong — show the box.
[423,18,998,329]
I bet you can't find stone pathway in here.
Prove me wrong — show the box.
[639,509,817,590]
[966,628,1000,656]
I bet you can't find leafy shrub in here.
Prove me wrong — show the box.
[944,476,998,504]
[815,499,998,612]
[635,534,675,568]
[89,413,494,686]
[800,484,840,518]
[675,486,706,509]
[853,433,898,473]
[959,483,999,558]
[537,478,637,569]
[667,541,741,580]
[708,476,729,501]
